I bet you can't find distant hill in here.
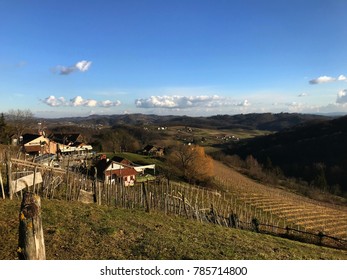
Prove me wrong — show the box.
[206,113,331,131]
[229,115,347,195]
[44,113,332,132]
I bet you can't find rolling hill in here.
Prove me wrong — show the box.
[43,113,331,132]
[228,115,347,195]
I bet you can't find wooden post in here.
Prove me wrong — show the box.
[99,182,103,206]
[6,155,13,200]
[142,182,150,213]
[18,192,46,260]
[32,166,38,193]
[93,167,98,204]
[182,192,189,219]
[65,158,70,200]
[0,165,5,199]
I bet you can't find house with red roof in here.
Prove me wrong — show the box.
[96,158,138,186]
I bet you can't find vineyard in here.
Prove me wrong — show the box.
[213,160,347,242]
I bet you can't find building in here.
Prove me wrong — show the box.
[17,132,92,158]
[50,133,85,146]
[96,158,138,187]
[22,134,58,155]
[50,133,92,156]
[142,145,165,157]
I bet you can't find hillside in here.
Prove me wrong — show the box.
[206,113,331,131]
[228,115,347,195]
[0,198,346,260]
[212,160,347,241]
[43,113,331,132]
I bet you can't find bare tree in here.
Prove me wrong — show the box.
[6,109,34,140]
[168,143,213,183]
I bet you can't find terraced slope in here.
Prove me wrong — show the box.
[213,161,347,240]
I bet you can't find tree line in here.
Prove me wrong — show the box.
[0,109,34,144]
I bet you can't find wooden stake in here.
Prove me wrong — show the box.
[6,155,13,200]
[0,165,5,199]
[142,182,150,213]
[32,166,38,193]
[18,192,46,260]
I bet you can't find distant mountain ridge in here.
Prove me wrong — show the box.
[44,112,333,132]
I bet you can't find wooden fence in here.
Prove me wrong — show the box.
[2,157,347,251]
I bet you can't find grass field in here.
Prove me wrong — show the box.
[1,198,346,260]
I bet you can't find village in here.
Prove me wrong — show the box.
[11,128,164,189]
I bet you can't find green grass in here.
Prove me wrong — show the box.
[1,198,346,260]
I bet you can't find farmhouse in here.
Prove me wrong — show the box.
[142,145,164,157]
[96,158,138,187]
[49,133,92,156]
[12,132,93,159]
[22,133,58,155]
[95,154,157,186]
[105,166,138,187]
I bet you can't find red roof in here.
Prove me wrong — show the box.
[105,167,137,177]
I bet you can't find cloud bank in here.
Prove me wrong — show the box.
[53,60,92,75]
[135,95,228,109]
[42,95,121,107]
[309,74,346,84]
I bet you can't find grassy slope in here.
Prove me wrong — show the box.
[0,198,346,260]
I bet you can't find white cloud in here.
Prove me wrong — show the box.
[70,96,87,106]
[309,75,336,84]
[236,99,250,107]
[298,92,308,97]
[309,74,347,85]
[75,60,92,72]
[135,95,226,109]
[42,96,67,107]
[100,100,121,107]
[338,75,347,81]
[336,89,347,104]
[41,95,121,107]
[53,60,92,75]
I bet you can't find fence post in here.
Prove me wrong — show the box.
[182,192,189,218]
[251,217,260,233]
[142,182,150,213]
[93,167,98,204]
[6,154,13,200]
[0,165,5,199]
[229,213,239,228]
[18,192,46,260]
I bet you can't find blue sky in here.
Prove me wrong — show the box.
[1,0,346,117]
